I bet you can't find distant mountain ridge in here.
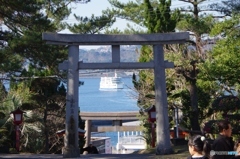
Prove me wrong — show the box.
[79,45,141,63]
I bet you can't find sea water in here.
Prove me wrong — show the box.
[79,77,138,112]
[79,77,139,147]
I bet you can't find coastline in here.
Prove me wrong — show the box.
[79,70,138,78]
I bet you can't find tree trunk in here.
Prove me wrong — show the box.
[44,108,49,153]
[189,79,200,131]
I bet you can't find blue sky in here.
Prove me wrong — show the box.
[63,0,191,33]
[63,0,219,32]
[61,0,188,49]
[61,0,219,49]
[63,0,139,33]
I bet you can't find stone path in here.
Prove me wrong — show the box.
[0,153,155,159]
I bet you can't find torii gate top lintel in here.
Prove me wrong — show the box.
[42,32,189,45]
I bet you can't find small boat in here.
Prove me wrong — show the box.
[99,71,124,89]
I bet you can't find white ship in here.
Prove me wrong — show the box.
[99,72,124,89]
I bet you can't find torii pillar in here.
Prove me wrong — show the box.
[153,45,173,154]
[62,45,80,158]
[42,32,189,157]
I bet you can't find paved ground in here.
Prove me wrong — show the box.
[0,154,156,159]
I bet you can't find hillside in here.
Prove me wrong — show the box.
[79,45,141,63]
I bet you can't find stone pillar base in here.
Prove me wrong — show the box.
[62,146,80,158]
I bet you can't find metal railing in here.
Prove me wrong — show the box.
[118,136,145,145]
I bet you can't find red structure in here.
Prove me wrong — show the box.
[146,105,156,148]
[10,107,25,152]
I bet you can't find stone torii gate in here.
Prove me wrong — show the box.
[42,32,189,158]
